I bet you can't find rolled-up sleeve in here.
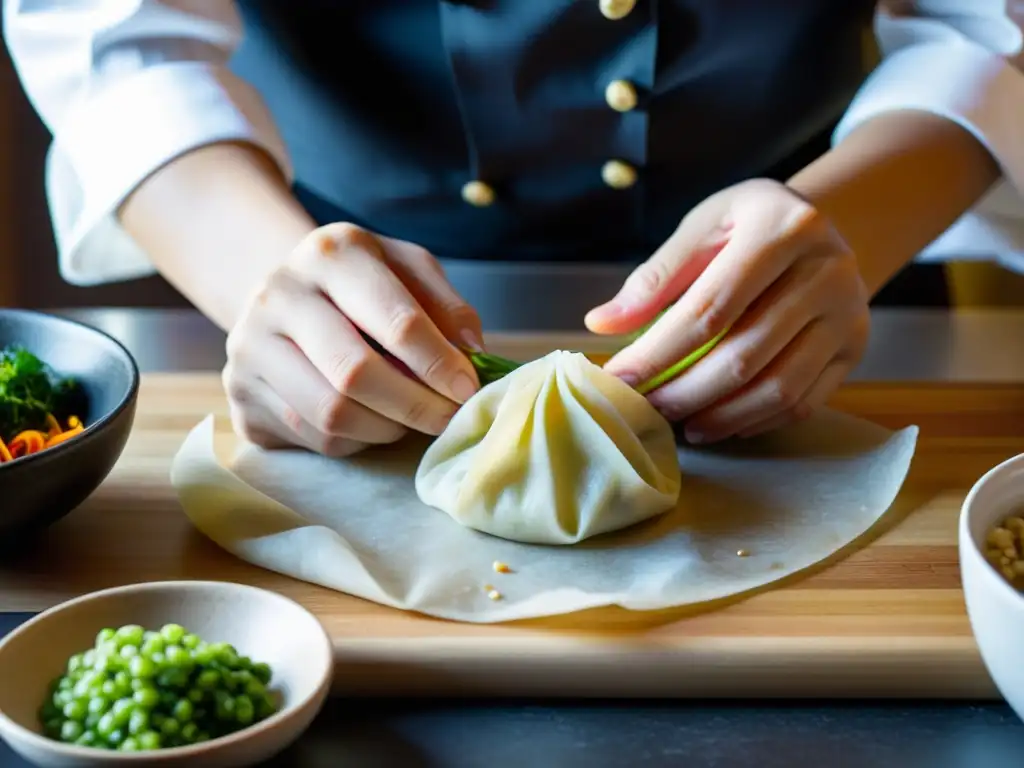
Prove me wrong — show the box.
[3,0,292,285]
[834,1,1024,272]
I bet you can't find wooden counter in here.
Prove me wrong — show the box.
[1,355,1021,699]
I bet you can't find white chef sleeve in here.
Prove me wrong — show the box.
[2,0,293,285]
[834,1,1024,273]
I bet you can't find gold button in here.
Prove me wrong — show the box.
[601,160,637,190]
[599,0,636,20]
[461,180,495,207]
[605,79,638,112]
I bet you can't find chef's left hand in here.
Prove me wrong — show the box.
[585,178,870,444]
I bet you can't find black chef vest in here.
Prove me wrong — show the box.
[230,0,876,265]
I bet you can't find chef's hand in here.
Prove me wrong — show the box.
[222,223,484,457]
[585,178,870,444]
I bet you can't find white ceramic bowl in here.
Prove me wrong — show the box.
[0,581,333,767]
[960,452,1024,719]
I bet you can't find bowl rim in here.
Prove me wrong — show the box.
[0,309,140,472]
[0,579,335,761]
[959,451,1024,607]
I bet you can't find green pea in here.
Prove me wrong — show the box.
[84,713,100,730]
[133,687,159,709]
[196,669,220,690]
[186,687,204,704]
[165,644,190,666]
[138,731,161,750]
[75,731,97,747]
[159,717,180,738]
[62,699,87,722]
[191,645,216,665]
[119,645,139,661]
[180,722,199,743]
[66,653,85,674]
[172,698,193,723]
[100,680,118,698]
[110,698,134,727]
[81,650,97,667]
[180,632,200,650]
[128,709,149,736]
[234,694,254,725]
[129,655,157,679]
[141,635,166,656]
[107,727,126,747]
[87,696,110,716]
[120,737,141,752]
[91,653,116,675]
[214,693,235,721]
[251,662,272,685]
[60,720,84,742]
[96,712,116,738]
[115,625,145,648]
[95,628,116,646]
[149,650,166,667]
[244,679,266,699]
[160,624,186,644]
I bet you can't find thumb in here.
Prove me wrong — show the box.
[584,219,733,336]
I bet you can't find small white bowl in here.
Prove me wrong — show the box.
[960,452,1024,719]
[0,581,333,767]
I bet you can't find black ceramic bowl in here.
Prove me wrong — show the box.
[0,310,139,543]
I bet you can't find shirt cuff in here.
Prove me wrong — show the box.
[49,61,292,286]
[833,37,1024,198]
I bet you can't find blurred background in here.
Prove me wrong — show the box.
[0,45,187,311]
[1,33,1023,313]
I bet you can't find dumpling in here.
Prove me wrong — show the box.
[414,350,682,545]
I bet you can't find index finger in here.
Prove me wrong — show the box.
[604,198,820,389]
[303,227,480,404]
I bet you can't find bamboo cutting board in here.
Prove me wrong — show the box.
[1,365,1022,699]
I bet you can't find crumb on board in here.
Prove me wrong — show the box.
[985,513,1024,585]
[487,589,503,601]
[492,560,512,573]
[736,548,750,558]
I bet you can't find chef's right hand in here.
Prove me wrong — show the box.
[222,223,484,457]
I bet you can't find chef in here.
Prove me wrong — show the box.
[5,1,1024,455]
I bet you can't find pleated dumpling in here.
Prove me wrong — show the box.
[414,351,682,545]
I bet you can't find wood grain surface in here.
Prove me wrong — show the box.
[1,363,1022,699]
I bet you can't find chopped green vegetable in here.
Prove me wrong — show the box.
[38,624,280,751]
[463,350,525,386]
[461,304,729,393]
[0,345,81,440]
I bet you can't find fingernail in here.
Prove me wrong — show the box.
[460,329,486,352]
[451,371,479,403]
[616,372,640,388]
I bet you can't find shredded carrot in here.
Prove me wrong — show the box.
[44,422,84,448]
[0,414,84,463]
[9,430,46,458]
